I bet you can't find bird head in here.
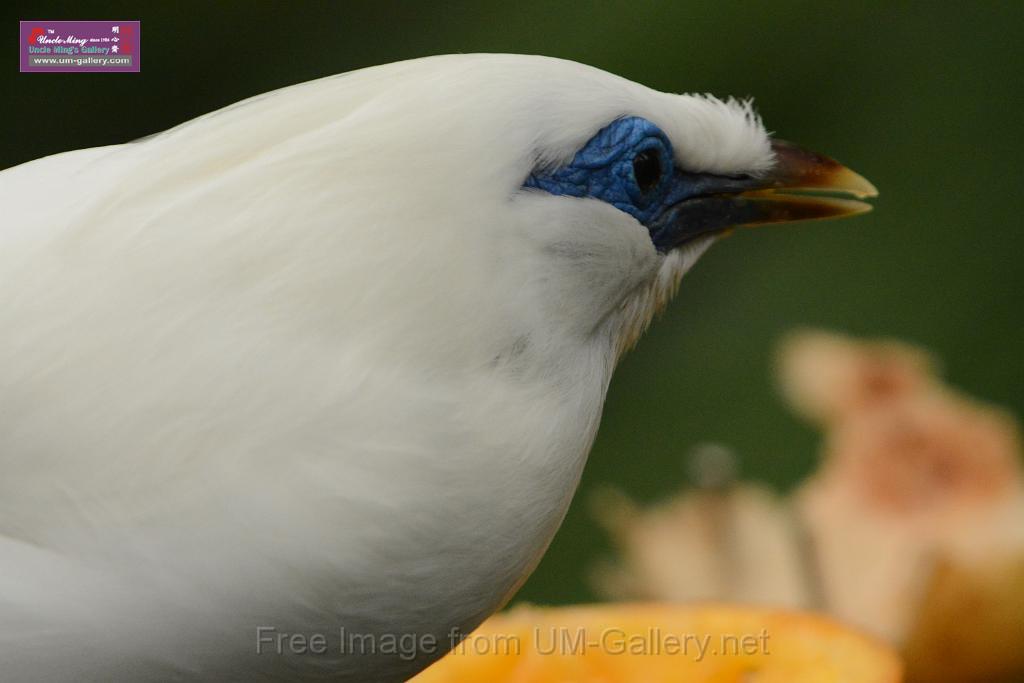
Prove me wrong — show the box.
[513,97,875,357]
[171,55,875,370]
[398,55,877,361]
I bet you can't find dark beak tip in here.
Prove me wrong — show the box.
[768,138,879,201]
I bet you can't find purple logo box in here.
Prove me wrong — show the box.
[20,20,140,72]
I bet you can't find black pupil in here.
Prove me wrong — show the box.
[632,149,662,193]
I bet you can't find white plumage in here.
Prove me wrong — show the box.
[0,54,869,681]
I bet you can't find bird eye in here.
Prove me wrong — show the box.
[632,148,663,194]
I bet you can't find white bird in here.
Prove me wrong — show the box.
[0,54,875,682]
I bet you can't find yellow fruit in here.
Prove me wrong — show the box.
[413,603,902,683]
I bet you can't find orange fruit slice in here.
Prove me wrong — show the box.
[413,603,901,683]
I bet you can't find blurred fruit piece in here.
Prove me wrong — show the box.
[776,330,937,424]
[412,603,901,683]
[901,555,1024,683]
[590,330,1024,682]
[796,390,1024,644]
[591,483,812,608]
[789,332,1024,664]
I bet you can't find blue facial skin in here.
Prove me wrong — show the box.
[524,117,763,252]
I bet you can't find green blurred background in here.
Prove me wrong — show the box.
[4,1,1021,605]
